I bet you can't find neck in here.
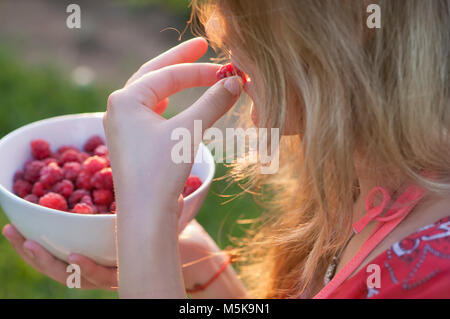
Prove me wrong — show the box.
[353,164,407,222]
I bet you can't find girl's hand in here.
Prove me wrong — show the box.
[1,220,226,292]
[103,37,242,298]
[104,37,242,213]
[1,223,116,290]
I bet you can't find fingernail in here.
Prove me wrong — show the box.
[68,254,77,263]
[24,247,35,259]
[223,76,242,96]
[23,241,35,259]
[2,225,12,240]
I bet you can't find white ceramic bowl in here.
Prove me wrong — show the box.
[0,113,215,266]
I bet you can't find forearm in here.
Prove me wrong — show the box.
[116,194,186,298]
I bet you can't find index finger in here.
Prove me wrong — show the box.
[128,63,221,108]
[125,37,209,86]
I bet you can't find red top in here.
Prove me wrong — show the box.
[328,216,450,298]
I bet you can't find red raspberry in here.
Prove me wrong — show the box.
[84,136,104,153]
[103,155,110,166]
[216,63,248,84]
[83,156,107,175]
[76,171,93,190]
[63,161,82,181]
[71,203,95,214]
[39,162,64,188]
[24,160,45,183]
[43,157,58,166]
[92,189,114,206]
[32,181,47,197]
[24,194,38,204]
[68,189,90,207]
[13,179,32,198]
[80,194,93,205]
[182,175,203,197]
[38,192,68,211]
[79,152,90,162]
[79,195,97,213]
[59,149,80,164]
[94,145,108,157]
[91,167,113,190]
[30,139,51,160]
[13,170,24,182]
[52,179,74,198]
[110,201,116,213]
[95,205,108,213]
[57,145,78,154]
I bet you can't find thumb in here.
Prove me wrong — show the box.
[172,75,243,133]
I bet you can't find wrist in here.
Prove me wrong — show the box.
[186,254,231,294]
[183,248,239,294]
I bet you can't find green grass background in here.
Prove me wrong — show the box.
[0,47,260,298]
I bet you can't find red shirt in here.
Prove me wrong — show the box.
[328,216,450,298]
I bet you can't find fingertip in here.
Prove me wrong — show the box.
[2,224,20,241]
[2,224,13,238]
[223,76,243,96]
[197,37,209,50]
[190,36,208,46]
[68,253,82,264]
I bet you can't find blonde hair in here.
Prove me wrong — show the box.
[190,0,450,298]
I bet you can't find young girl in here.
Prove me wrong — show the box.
[3,0,450,298]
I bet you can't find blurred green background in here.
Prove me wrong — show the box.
[0,0,260,298]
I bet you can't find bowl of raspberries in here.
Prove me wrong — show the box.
[0,113,214,266]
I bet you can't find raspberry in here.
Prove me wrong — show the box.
[13,170,24,182]
[13,179,32,198]
[76,171,93,190]
[39,162,64,188]
[94,145,108,157]
[38,192,68,211]
[91,167,114,190]
[79,152,90,162]
[32,181,47,197]
[83,156,107,175]
[103,155,110,166]
[63,161,82,181]
[60,149,80,164]
[92,189,114,206]
[84,136,104,153]
[24,160,45,183]
[96,205,108,213]
[110,201,116,213]
[81,194,93,205]
[68,189,90,207]
[71,203,95,214]
[43,157,58,166]
[57,145,78,154]
[216,63,248,84]
[182,175,203,197]
[24,194,38,204]
[30,139,51,160]
[52,179,74,198]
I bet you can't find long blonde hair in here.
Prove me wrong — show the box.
[190,0,450,298]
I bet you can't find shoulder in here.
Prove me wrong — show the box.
[332,216,450,298]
